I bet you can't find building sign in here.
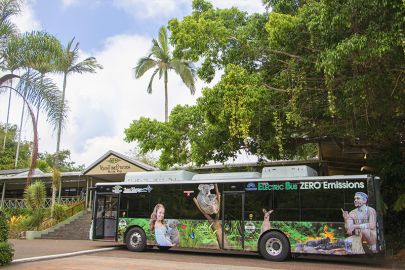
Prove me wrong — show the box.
[86,154,145,175]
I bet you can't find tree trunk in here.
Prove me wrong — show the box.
[50,183,57,218]
[193,184,229,249]
[164,70,168,122]
[26,102,38,186]
[55,72,67,167]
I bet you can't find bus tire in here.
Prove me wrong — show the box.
[125,227,146,252]
[259,231,290,261]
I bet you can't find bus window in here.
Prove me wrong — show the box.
[179,184,208,219]
[300,183,345,222]
[273,187,300,221]
[245,191,273,221]
[120,193,150,218]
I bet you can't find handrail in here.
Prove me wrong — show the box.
[39,200,86,230]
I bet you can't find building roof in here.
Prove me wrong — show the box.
[83,150,157,175]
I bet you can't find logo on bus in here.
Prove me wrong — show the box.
[112,185,122,193]
[245,182,257,191]
[244,221,256,234]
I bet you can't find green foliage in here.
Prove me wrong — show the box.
[1,208,29,219]
[0,211,9,242]
[38,150,84,172]
[0,210,13,265]
[52,203,68,222]
[0,124,31,170]
[24,181,46,211]
[21,210,44,230]
[0,242,14,265]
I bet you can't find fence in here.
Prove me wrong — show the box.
[2,197,84,209]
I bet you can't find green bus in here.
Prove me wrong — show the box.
[91,165,384,261]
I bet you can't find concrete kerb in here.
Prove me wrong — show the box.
[11,246,121,264]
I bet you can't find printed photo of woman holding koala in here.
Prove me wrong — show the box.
[149,203,180,246]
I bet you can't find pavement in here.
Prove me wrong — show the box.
[9,239,124,262]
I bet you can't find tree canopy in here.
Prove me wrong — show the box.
[125,0,404,169]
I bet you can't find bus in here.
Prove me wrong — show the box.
[91,165,384,261]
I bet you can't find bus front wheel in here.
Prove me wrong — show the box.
[259,231,290,261]
[125,227,146,252]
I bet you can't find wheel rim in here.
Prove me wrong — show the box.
[265,237,283,256]
[129,232,143,248]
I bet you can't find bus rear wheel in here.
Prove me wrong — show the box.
[259,231,290,261]
[125,227,146,252]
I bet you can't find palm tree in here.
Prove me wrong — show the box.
[0,71,66,185]
[54,38,102,169]
[0,0,20,150]
[9,31,62,167]
[134,26,196,122]
[23,31,62,124]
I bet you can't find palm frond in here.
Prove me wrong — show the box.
[134,57,157,78]
[0,0,20,37]
[68,56,103,74]
[151,38,168,62]
[158,26,169,55]
[171,60,196,94]
[147,68,159,94]
[16,71,68,132]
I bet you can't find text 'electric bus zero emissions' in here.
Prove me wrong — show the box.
[91,165,384,261]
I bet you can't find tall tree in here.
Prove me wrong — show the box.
[0,72,66,185]
[54,38,102,169]
[134,26,196,122]
[53,38,101,214]
[0,124,30,169]
[0,0,20,150]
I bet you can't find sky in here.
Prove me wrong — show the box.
[0,0,265,168]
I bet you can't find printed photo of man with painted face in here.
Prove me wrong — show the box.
[341,192,377,253]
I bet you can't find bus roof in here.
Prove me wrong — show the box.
[124,170,196,183]
[96,173,372,187]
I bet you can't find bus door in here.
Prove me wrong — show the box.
[94,193,119,240]
[222,191,245,250]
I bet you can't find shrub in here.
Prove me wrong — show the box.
[24,181,46,211]
[0,211,14,265]
[0,211,9,242]
[0,242,14,265]
[53,204,68,222]
[22,210,44,230]
[2,208,29,219]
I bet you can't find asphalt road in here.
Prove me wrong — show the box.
[4,247,404,270]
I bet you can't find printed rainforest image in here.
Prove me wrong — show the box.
[117,186,378,255]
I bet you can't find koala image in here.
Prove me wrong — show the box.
[197,184,219,215]
[166,219,180,246]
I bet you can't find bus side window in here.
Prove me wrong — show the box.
[300,182,345,222]
[273,187,300,221]
[245,191,273,221]
[123,193,150,218]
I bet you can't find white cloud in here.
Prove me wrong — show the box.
[112,0,263,19]
[61,0,80,8]
[112,0,190,19]
[11,0,41,32]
